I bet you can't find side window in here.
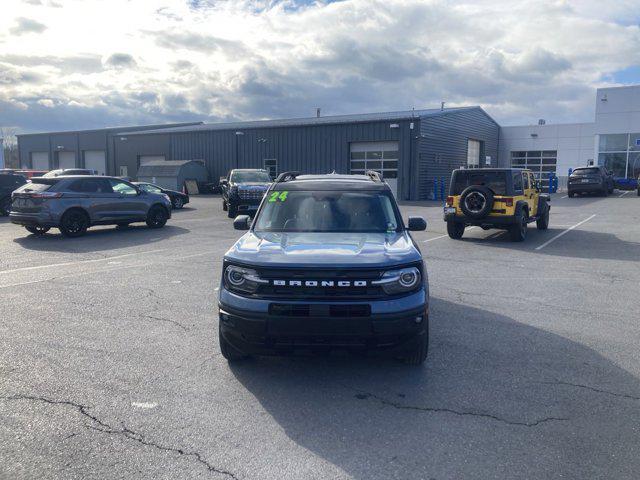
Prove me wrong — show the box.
[141,184,162,193]
[68,178,113,193]
[109,179,138,196]
[523,173,529,189]
[513,173,523,193]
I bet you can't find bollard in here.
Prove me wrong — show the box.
[440,177,446,201]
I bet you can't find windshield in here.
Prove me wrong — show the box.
[253,190,401,233]
[572,168,599,176]
[451,171,508,195]
[230,171,272,183]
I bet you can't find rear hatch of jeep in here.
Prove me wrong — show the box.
[445,170,516,217]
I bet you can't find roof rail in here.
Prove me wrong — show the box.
[365,170,383,182]
[274,171,301,183]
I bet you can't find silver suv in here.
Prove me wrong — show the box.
[10,176,172,237]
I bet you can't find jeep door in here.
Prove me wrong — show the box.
[522,172,536,217]
[527,172,538,216]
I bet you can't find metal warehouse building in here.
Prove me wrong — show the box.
[17,107,499,200]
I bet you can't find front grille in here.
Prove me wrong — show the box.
[255,267,386,299]
[238,189,266,200]
[269,304,371,317]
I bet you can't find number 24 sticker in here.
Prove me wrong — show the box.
[268,191,288,202]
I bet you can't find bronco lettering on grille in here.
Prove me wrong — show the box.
[273,280,368,287]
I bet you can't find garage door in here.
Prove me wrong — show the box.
[350,142,399,197]
[139,155,165,165]
[58,151,76,169]
[31,152,49,170]
[84,150,106,175]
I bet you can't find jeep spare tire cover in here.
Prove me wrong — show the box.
[459,185,494,219]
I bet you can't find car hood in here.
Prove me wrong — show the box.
[225,231,422,268]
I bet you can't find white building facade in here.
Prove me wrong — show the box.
[500,85,640,188]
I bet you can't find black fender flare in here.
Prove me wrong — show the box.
[514,200,529,219]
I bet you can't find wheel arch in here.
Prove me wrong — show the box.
[61,206,91,223]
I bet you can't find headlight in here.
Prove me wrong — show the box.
[372,266,421,295]
[163,194,171,202]
[224,264,267,294]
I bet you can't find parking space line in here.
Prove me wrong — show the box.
[618,191,631,198]
[0,249,167,275]
[535,214,596,251]
[560,195,568,199]
[423,226,476,242]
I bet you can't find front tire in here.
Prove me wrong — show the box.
[172,197,184,209]
[568,192,575,198]
[227,204,238,219]
[402,331,429,366]
[536,207,549,230]
[25,225,50,235]
[222,200,228,211]
[59,210,89,237]
[509,211,528,242]
[219,327,249,362]
[446,221,465,239]
[146,205,168,229]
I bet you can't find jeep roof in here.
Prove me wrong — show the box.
[270,172,390,191]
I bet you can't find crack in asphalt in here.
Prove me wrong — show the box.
[538,379,640,402]
[352,390,568,427]
[139,314,188,331]
[0,395,238,479]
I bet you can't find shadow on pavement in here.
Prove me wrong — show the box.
[460,226,640,261]
[12,224,190,253]
[228,298,640,479]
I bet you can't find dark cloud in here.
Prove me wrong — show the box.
[104,53,137,69]
[0,64,43,85]
[153,31,249,58]
[0,54,103,74]
[9,17,47,35]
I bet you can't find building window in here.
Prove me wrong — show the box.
[511,150,557,189]
[598,133,640,179]
[263,159,277,179]
[467,139,480,167]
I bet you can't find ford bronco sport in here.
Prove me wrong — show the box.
[443,168,550,242]
[218,171,430,365]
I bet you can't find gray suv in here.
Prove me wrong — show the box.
[218,172,429,365]
[10,176,172,237]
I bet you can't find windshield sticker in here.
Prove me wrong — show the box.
[269,191,288,202]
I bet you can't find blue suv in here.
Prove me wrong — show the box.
[218,172,429,365]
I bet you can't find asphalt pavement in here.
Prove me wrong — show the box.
[1,191,639,480]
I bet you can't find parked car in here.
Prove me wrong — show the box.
[221,169,272,218]
[443,168,550,242]
[10,176,172,237]
[134,182,189,209]
[218,171,429,365]
[42,168,97,178]
[568,166,614,197]
[0,172,27,216]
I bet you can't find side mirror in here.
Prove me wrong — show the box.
[407,216,427,231]
[233,215,251,231]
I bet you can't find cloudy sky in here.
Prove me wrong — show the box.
[0,0,639,134]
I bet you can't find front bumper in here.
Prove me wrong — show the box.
[218,287,428,355]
